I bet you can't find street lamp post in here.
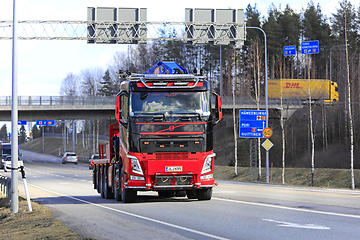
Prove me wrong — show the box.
[11,0,19,213]
[246,26,269,183]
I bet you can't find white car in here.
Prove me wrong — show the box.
[62,152,78,164]
[4,156,24,172]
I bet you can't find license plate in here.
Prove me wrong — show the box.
[165,166,182,172]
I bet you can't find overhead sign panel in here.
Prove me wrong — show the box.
[87,7,147,44]
[185,8,245,46]
[301,40,319,54]
[239,110,267,138]
[284,45,296,56]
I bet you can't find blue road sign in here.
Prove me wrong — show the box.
[36,120,55,126]
[18,120,27,125]
[284,46,296,56]
[239,110,267,138]
[301,40,319,54]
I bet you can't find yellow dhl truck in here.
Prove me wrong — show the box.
[268,79,339,103]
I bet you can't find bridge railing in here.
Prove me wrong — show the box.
[0,96,116,106]
[0,96,303,107]
[219,96,303,106]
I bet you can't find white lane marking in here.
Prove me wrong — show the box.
[28,184,229,240]
[213,197,360,219]
[262,219,330,230]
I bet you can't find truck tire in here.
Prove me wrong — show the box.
[197,188,212,201]
[93,167,97,190]
[99,169,104,198]
[121,168,136,203]
[114,165,121,201]
[104,166,114,199]
[186,189,197,199]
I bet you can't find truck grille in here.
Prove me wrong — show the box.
[155,175,193,186]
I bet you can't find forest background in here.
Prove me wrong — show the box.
[1,0,359,174]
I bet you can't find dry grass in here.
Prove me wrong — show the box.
[0,196,82,240]
[214,166,360,189]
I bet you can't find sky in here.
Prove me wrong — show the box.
[0,0,348,98]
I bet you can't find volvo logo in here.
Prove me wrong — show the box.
[169,125,175,131]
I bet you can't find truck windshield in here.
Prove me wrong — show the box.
[2,148,11,157]
[129,91,210,116]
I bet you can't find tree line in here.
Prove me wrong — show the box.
[56,0,358,174]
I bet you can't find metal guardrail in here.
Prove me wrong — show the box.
[0,175,11,199]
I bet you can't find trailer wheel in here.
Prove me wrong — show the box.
[93,167,97,190]
[197,188,212,201]
[121,168,136,203]
[114,165,121,201]
[104,166,114,199]
[99,169,105,198]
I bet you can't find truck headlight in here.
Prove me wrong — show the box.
[200,173,213,180]
[127,155,144,175]
[130,175,145,181]
[201,153,215,174]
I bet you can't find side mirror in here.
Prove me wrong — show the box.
[211,92,223,125]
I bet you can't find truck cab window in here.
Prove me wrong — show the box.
[121,94,129,122]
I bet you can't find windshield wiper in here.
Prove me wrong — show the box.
[137,112,167,121]
[168,112,202,121]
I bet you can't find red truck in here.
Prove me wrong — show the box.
[91,61,222,203]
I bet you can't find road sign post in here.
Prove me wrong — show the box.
[262,139,274,183]
[36,120,55,153]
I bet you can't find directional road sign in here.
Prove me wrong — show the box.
[18,120,27,125]
[239,110,267,138]
[36,120,55,126]
[284,46,296,56]
[301,40,319,54]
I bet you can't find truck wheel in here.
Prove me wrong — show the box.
[114,165,121,201]
[93,168,97,190]
[121,168,136,203]
[99,169,104,198]
[197,188,212,201]
[104,167,114,199]
[186,190,197,199]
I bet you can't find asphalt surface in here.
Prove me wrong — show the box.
[2,149,359,240]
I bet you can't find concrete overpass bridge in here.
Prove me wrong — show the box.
[0,95,303,121]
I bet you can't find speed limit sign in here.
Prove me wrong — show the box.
[262,127,273,138]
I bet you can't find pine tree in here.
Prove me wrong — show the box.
[0,124,7,142]
[18,125,26,144]
[31,124,41,139]
[99,69,113,96]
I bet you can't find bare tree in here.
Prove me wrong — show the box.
[80,67,103,96]
[344,16,355,190]
[60,72,79,96]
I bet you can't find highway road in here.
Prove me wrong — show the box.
[3,149,360,240]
